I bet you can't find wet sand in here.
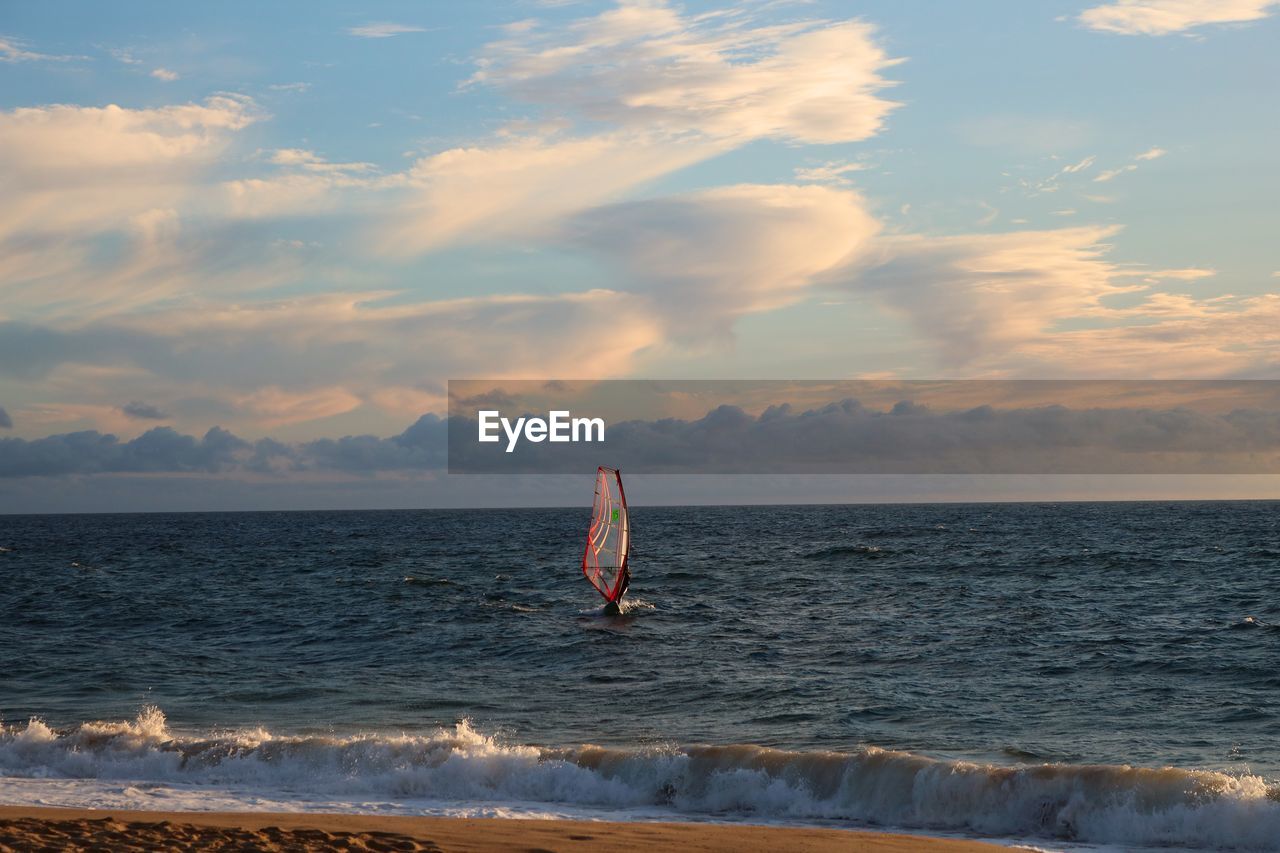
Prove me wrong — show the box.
[0,806,1005,851]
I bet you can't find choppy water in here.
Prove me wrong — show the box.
[2,502,1279,849]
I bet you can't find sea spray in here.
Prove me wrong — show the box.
[3,710,1279,850]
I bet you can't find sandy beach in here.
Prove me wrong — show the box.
[0,806,1005,852]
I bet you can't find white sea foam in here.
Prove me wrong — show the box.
[2,709,1278,851]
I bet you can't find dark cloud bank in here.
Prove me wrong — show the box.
[449,399,1280,474]
[0,416,446,478]
[4,398,1280,479]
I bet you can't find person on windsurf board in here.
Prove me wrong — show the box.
[583,466,631,615]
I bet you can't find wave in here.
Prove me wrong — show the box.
[3,709,1280,849]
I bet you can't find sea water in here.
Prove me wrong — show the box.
[2,502,1279,850]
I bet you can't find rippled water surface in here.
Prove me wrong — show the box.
[3,502,1279,848]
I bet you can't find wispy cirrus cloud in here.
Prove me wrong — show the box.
[1015,154,1098,196]
[793,160,870,187]
[107,47,183,82]
[378,131,722,254]
[1095,146,1167,182]
[378,1,901,255]
[472,3,901,144]
[1078,0,1279,35]
[1139,268,1215,282]
[0,36,80,63]
[268,148,375,173]
[347,22,428,38]
[1009,148,1166,200]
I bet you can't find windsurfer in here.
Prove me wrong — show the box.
[602,566,630,615]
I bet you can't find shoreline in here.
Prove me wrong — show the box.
[0,806,1007,852]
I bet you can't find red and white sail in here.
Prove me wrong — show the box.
[582,466,629,603]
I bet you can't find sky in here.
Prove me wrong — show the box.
[1,0,1278,510]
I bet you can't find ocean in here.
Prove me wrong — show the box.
[2,501,1279,850]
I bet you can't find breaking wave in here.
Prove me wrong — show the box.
[3,709,1279,850]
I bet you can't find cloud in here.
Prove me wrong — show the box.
[568,184,879,340]
[0,287,665,435]
[10,395,1280,479]
[450,395,1280,474]
[1011,149,1161,198]
[0,96,303,317]
[278,415,445,472]
[108,48,142,65]
[0,36,78,63]
[121,401,168,420]
[848,226,1128,366]
[106,48,178,81]
[1060,155,1097,174]
[221,174,361,220]
[218,149,384,219]
[793,160,869,187]
[347,23,428,38]
[1011,155,1098,197]
[0,96,256,184]
[0,407,11,429]
[378,131,722,254]
[1140,268,1215,281]
[238,386,362,428]
[1016,292,1280,376]
[1078,0,1279,34]
[1094,165,1136,182]
[26,7,864,309]
[0,95,259,243]
[1095,146,1167,181]
[22,12,893,371]
[842,225,1280,376]
[473,2,902,144]
[268,148,375,173]
[0,416,446,478]
[6,0,1264,458]
[0,425,250,477]
[379,3,900,256]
